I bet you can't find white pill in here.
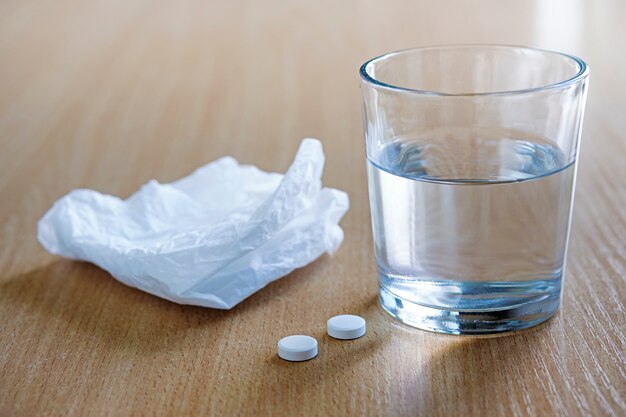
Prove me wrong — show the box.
[277,335,318,362]
[327,315,366,340]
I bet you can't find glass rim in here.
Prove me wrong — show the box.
[359,44,589,97]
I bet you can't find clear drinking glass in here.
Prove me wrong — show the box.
[360,45,589,334]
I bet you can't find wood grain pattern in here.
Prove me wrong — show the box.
[1,1,625,416]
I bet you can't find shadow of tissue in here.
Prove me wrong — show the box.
[0,256,323,354]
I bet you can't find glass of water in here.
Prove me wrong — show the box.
[360,45,589,334]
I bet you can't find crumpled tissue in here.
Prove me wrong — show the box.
[37,138,349,309]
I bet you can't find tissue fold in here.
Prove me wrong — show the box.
[37,139,349,309]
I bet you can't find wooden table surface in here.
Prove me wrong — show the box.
[1,1,625,416]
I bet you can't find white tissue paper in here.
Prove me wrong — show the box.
[37,139,349,309]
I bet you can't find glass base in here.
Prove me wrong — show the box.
[379,285,560,335]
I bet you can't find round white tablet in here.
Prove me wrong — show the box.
[327,315,366,340]
[277,335,318,362]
